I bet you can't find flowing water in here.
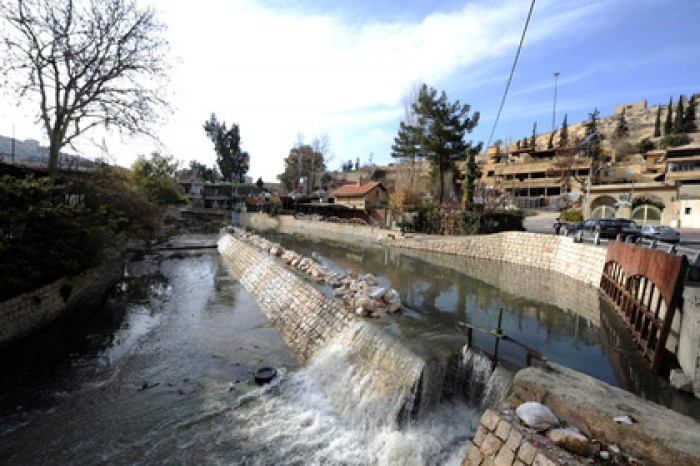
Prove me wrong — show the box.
[0,232,698,465]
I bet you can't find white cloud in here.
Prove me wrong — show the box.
[1,0,609,181]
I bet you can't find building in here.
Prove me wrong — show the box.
[330,181,389,210]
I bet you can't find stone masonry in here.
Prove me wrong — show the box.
[0,261,119,348]
[238,213,607,287]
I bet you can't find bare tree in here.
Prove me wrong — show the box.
[1,0,170,175]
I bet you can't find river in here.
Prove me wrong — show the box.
[0,232,697,465]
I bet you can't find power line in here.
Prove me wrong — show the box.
[486,0,536,149]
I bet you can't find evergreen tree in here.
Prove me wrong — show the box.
[613,109,630,140]
[673,97,685,134]
[547,131,555,149]
[407,84,480,204]
[516,140,521,149]
[203,114,250,183]
[653,106,662,138]
[684,94,697,133]
[664,97,673,136]
[584,108,600,136]
[558,114,569,147]
[462,148,481,211]
[391,121,421,163]
[583,109,605,169]
[530,122,537,149]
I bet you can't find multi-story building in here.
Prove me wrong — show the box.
[477,94,700,226]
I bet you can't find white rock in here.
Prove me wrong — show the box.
[383,289,400,304]
[368,286,387,300]
[613,415,635,425]
[355,306,367,316]
[515,402,559,430]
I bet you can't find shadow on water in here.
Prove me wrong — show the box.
[260,230,700,419]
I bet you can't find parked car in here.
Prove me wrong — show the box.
[640,225,680,243]
[577,218,640,241]
[562,221,584,236]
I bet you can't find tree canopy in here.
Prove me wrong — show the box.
[0,0,170,176]
[203,114,250,183]
[278,142,326,194]
[130,152,184,206]
[392,84,480,205]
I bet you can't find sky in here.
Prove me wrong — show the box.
[1,0,699,182]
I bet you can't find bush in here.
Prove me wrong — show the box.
[659,133,690,148]
[559,209,583,222]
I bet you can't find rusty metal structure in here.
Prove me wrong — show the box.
[600,241,687,373]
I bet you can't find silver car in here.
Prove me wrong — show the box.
[640,225,680,243]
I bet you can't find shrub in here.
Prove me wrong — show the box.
[559,209,583,222]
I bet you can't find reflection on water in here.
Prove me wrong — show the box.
[261,231,700,419]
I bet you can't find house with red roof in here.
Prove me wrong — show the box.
[330,180,389,210]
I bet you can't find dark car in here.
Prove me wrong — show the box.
[562,221,584,236]
[577,218,640,241]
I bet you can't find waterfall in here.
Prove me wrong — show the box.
[221,322,511,464]
[301,320,511,428]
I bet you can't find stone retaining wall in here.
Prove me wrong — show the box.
[237,213,607,287]
[0,260,122,348]
[218,233,352,362]
[217,231,426,404]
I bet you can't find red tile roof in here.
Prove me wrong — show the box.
[331,181,383,198]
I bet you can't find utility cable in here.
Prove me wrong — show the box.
[486,0,536,149]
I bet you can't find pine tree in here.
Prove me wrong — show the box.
[203,113,250,182]
[613,109,630,140]
[684,94,697,133]
[401,84,480,205]
[391,121,420,162]
[530,122,537,149]
[664,97,673,136]
[558,114,569,147]
[653,106,662,138]
[673,97,685,134]
[547,131,555,149]
[463,149,481,211]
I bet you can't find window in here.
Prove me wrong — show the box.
[685,207,692,215]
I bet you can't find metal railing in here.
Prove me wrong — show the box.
[567,231,700,281]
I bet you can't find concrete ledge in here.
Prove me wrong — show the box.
[513,363,700,465]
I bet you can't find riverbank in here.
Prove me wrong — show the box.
[222,226,700,465]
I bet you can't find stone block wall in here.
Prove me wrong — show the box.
[463,408,579,466]
[218,233,353,362]
[238,213,608,287]
[0,263,115,348]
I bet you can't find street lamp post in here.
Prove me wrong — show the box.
[551,72,560,133]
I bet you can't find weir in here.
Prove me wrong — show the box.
[217,231,508,430]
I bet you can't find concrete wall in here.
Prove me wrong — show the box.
[0,261,122,348]
[679,286,700,397]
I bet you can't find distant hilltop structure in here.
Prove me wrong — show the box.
[486,92,700,155]
[0,135,93,170]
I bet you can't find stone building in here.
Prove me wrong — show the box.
[477,94,700,226]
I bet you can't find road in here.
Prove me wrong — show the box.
[523,211,700,247]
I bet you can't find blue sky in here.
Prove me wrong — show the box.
[2,0,699,182]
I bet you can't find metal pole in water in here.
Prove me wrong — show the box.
[493,308,504,369]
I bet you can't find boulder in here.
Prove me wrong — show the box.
[546,429,592,456]
[368,286,387,300]
[516,402,559,430]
